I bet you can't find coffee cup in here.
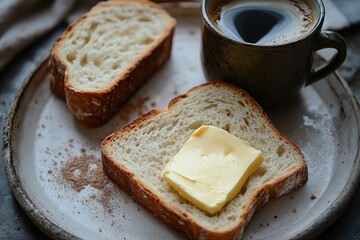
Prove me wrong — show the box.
[201,0,347,107]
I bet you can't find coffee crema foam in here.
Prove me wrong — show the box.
[210,0,315,45]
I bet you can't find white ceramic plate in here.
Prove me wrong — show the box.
[3,3,360,240]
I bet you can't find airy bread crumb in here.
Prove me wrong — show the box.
[101,82,308,240]
[49,0,176,127]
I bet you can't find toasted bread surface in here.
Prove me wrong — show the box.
[101,82,308,240]
[49,0,176,127]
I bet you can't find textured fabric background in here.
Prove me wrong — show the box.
[0,0,99,71]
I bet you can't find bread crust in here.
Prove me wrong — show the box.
[49,0,176,127]
[101,82,308,240]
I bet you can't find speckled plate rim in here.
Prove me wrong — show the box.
[3,56,360,240]
[2,7,360,240]
[2,56,80,240]
[293,69,360,240]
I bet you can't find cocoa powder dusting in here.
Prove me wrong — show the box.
[61,155,109,192]
[59,154,117,213]
[119,97,150,121]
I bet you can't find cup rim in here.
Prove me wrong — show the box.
[201,0,325,48]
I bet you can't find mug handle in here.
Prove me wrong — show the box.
[306,31,347,86]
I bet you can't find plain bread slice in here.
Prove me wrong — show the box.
[101,82,308,240]
[49,0,176,127]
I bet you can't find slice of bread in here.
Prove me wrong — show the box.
[49,0,176,127]
[101,82,308,240]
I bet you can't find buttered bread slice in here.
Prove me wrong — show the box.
[101,82,308,240]
[49,0,176,127]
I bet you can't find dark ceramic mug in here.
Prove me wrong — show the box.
[201,0,347,107]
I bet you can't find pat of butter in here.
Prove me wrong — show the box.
[161,125,264,214]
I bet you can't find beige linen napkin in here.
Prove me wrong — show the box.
[0,0,99,72]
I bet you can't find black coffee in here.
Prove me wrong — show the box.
[212,0,314,45]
